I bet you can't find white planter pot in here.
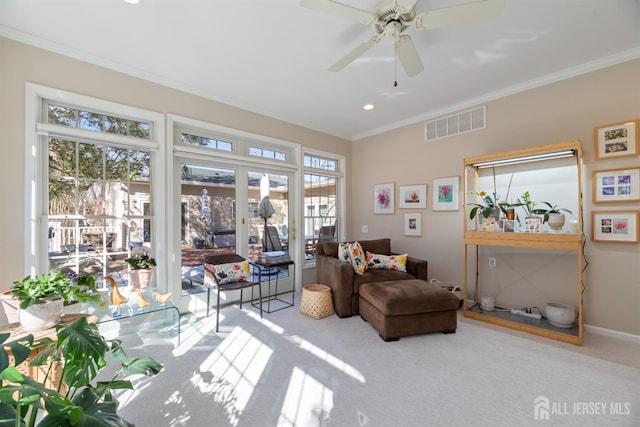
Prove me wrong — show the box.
[128,268,153,289]
[547,213,566,230]
[18,295,63,331]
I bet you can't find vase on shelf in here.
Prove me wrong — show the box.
[547,213,566,231]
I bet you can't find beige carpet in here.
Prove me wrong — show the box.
[104,301,640,427]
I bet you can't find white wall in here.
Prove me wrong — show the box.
[351,58,640,336]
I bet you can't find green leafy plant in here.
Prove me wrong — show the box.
[125,253,157,270]
[532,202,573,223]
[468,191,510,220]
[514,191,537,217]
[0,317,163,426]
[11,270,101,310]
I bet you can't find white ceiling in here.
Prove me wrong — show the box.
[1,0,639,141]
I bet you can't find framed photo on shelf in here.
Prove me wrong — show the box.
[373,182,395,214]
[591,210,639,243]
[592,167,640,203]
[398,184,427,209]
[404,212,421,236]
[432,176,459,211]
[594,119,639,160]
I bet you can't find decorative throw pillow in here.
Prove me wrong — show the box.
[365,252,407,272]
[348,241,367,275]
[210,261,250,285]
[337,242,351,263]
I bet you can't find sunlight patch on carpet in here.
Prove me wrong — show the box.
[192,326,273,426]
[278,366,334,427]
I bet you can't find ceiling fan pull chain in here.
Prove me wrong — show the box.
[394,31,398,87]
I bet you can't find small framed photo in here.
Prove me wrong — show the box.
[594,119,639,160]
[404,213,421,236]
[481,217,495,231]
[524,216,541,233]
[432,176,459,211]
[592,167,640,203]
[591,210,639,243]
[374,182,395,214]
[399,184,427,209]
[504,220,516,232]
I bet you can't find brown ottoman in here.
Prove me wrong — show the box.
[359,279,458,341]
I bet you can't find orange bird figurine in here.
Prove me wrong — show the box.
[106,276,127,308]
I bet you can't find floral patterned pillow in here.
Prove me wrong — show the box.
[337,242,351,263]
[210,261,250,285]
[348,241,367,275]
[365,252,407,272]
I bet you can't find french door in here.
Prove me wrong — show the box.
[177,159,293,307]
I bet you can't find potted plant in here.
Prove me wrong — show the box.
[0,316,162,426]
[125,251,157,289]
[468,191,510,220]
[11,270,101,331]
[532,202,573,230]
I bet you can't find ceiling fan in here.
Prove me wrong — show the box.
[301,0,504,84]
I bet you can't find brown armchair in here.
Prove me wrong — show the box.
[203,254,263,332]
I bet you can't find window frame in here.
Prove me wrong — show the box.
[25,83,165,281]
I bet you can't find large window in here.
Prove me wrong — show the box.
[303,152,343,263]
[26,84,164,286]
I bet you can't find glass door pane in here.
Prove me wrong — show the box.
[248,171,289,261]
[180,164,236,295]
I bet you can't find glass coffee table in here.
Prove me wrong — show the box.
[83,290,180,345]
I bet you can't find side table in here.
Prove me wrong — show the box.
[250,259,295,313]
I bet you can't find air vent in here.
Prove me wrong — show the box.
[425,106,486,141]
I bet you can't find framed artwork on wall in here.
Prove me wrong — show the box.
[432,176,459,211]
[591,210,639,243]
[594,119,639,160]
[592,167,640,203]
[373,182,395,214]
[404,212,421,236]
[398,184,427,209]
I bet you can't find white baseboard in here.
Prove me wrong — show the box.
[585,324,640,343]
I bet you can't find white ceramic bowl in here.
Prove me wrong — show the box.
[545,302,576,328]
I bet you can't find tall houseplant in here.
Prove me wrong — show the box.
[0,316,162,426]
[125,252,157,289]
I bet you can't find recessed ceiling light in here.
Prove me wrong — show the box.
[363,104,374,111]
[122,0,140,4]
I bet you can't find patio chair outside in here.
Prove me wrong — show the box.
[203,254,263,332]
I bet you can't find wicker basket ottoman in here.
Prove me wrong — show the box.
[300,284,335,319]
[359,279,458,341]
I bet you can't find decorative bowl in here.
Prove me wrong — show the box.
[545,302,576,328]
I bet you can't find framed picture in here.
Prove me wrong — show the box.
[591,210,639,243]
[374,182,395,214]
[592,167,640,203]
[398,184,427,209]
[594,119,639,160]
[404,213,421,236]
[432,176,459,211]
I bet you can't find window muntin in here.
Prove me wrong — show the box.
[249,146,287,161]
[181,132,233,151]
[304,154,336,172]
[47,103,151,139]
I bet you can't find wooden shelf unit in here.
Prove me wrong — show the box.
[463,141,584,345]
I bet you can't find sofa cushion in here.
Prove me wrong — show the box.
[366,252,407,272]
[337,242,351,263]
[353,270,416,294]
[359,238,392,255]
[348,241,367,274]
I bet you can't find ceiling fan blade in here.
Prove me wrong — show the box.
[413,0,505,30]
[328,36,379,72]
[396,35,424,77]
[300,0,375,25]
